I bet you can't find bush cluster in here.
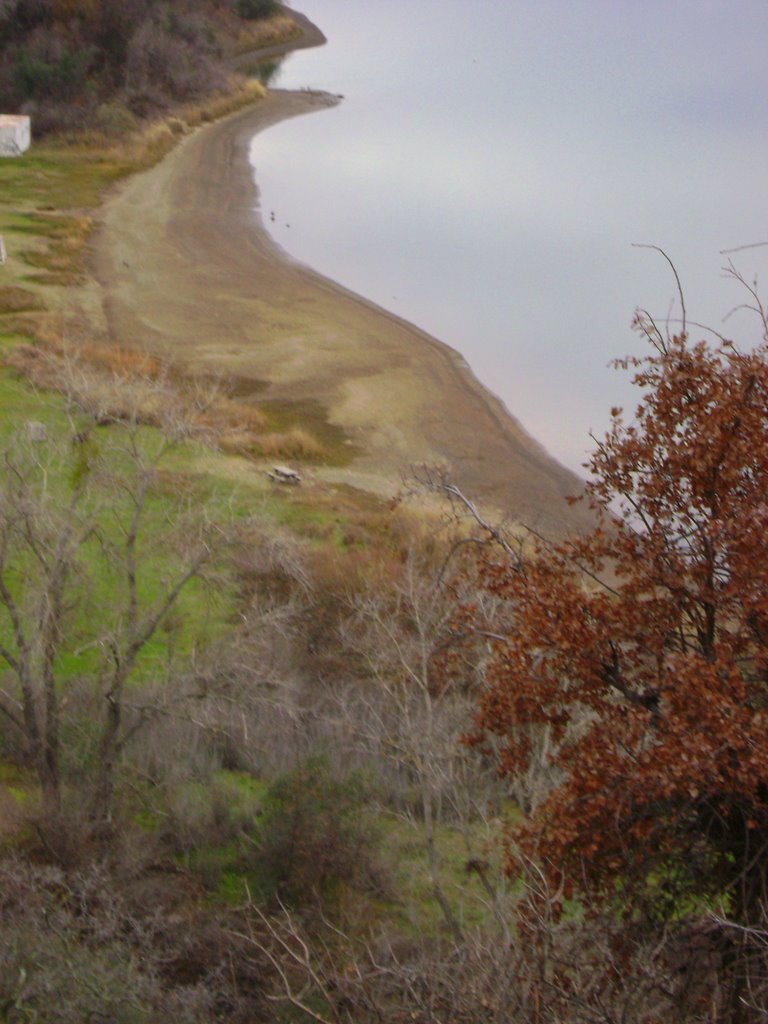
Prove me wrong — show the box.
[250,756,386,908]
[233,0,279,19]
[0,857,274,1023]
[0,0,281,133]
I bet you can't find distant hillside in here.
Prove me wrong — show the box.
[0,0,293,134]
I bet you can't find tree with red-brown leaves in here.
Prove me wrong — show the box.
[472,298,768,943]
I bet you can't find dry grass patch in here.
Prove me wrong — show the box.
[179,78,267,127]
[219,424,330,462]
[4,335,329,464]
[1,211,93,287]
[4,342,179,428]
[217,431,259,456]
[198,397,270,455]
[74,342,162,379]
[17,213,92,285]
[233,13,301,54]
[36,78,268,192]
[0,286,45,315]
[79,79,268,175]
[255,428,328,462]
[197,397,267,434]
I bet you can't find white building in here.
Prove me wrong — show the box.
[0,115,31,157]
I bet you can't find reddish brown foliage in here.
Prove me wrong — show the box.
[474,327,768,922]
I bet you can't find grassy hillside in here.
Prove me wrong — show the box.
[0,305,514,1023]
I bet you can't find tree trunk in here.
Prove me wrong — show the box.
[90,694,122,824]
[37,752,61,816]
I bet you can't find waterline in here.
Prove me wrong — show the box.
[250,0,768,473]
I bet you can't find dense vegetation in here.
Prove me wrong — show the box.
[0,0,284,133]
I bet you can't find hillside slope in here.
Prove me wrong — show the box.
[0,0,296,133]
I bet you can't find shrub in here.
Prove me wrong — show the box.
[125,20,225,105]
[233,0,279,21]
[13,38,93,101]
[93,99,138,136]
[0,860,155,1023]
[250,756,385,908]
[0,856,269,1023]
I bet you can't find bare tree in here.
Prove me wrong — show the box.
[236,866,715,1024]
[337,546,509,943]
[0,375,243,823]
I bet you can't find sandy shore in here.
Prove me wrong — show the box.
[92,16,591,537]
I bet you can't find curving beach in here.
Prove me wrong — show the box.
[93,10,591,537]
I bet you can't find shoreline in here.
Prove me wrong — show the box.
[91,13,593,537]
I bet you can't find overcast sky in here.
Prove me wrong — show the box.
[251,0,768,472]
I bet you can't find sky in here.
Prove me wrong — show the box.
[250,0,768,473]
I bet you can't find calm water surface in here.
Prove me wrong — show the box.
[250,0,768,472]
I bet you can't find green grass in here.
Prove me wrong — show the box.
[259,398,361,466]
[0,145,133,211]
[0,371,264,693]
[0,764,34,806]
[0,331,31,351]
[377,811,508,937]
[168,771,269,902]
[159,765,507,939]
[0,148,127,296]
[266,493,341,535]
[0,370,67,432]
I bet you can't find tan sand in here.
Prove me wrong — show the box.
[92,21,593,537]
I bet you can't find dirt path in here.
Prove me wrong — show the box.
[92,20,591,537]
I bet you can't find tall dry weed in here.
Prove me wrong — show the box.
[233,14,300,54]
[256,428,327,461]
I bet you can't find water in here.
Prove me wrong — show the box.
[250,0,768,473]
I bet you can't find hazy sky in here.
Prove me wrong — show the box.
[251,0,768,472]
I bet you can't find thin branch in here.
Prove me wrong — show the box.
[632,243,687,339]
[720,241,768,255]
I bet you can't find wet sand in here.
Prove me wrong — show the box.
[93,18,592,537]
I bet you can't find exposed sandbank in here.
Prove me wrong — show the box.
[92,15,591,537]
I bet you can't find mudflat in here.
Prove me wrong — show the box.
[94,74,591,536]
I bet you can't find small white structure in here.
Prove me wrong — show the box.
[266,465,301,485]
[0,115,31,157]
